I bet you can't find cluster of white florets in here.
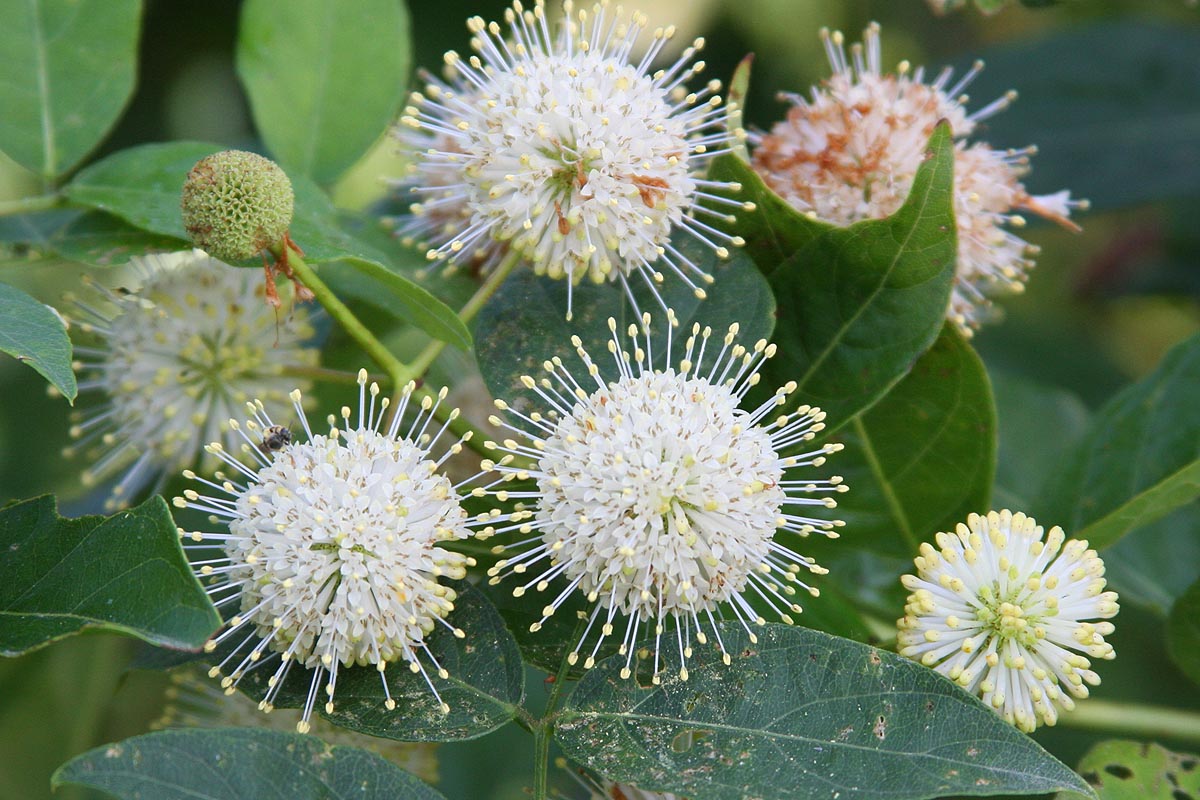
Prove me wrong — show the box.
[66,249,318,508]
[897,510,1118,732]
[483,314,846,682]
[175,371,481,731]
[397,0,749,318]
[750,24,1085,334]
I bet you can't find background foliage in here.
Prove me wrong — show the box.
[1,0,1198,799]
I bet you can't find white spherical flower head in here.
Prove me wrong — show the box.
[750,24,1087,335]
[897,510,1119,732]
[398,0,749,319]
[65,249,318,509]
[485,314,846,682]
[174,371,484,732]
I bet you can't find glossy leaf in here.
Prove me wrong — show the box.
[63,141,395,263]
[557,623,1093,800]
[1040,332,1200,549]
[218,582,524,742]
[965,22,1200,210]
[1057,740,1200,800]
[54,727,448,800]
[474,240,775,415]
[1168,578,1200,686]
[0,496,219,656]
[237,0,410,185]
[327,257,471,350]
[0,281,76,402]
[710,122,956,428]
[0,0,140,179]
[834,325,996,557]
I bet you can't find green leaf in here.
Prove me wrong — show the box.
[474,239,775,413]
[1040,332,1200,549]
[710,122,956,428]
[51,212,185,267]
[991,371,1090,513]
[0,281,76,401]
[1103,505,1200,615]
[237,0,411,185]
[54,728,448,800]
[834,325,995,557]
[557,623,1093,800]
[219,582,523,742]
[326,257,471,350]
[1168,578,1200,685]
[0,496,219,657]
[1057,740,1200,800]
[964,22,1200,210]
[0,0,141,179]
[63,141,397,264]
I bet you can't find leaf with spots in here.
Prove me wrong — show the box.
[0,495,218,657]
[53,727,448,800]
[1057,740,1200,800]
[556,623,1094,800]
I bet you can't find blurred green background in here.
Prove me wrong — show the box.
[1,0,1198,798]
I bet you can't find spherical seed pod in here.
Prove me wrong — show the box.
[181,150,294,263]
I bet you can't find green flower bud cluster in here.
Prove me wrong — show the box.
[181,150,294,262]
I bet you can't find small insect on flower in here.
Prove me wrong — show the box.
[396,0,752,320]
[64,249,318,510]
[258,424,292,453]
[173,370,489,732]
[897,510,1119,732]
[750,24,1086,335]
[482,312,846,684]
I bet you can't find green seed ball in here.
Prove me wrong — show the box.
[181,150,294,262]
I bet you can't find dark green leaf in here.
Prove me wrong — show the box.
[51,212,186,267]
[237,0,411,185]
[0,0,141,179]
[992,371,1090,514]
[965,22,1200,210]
[220,582,523,742]
[1103,505,1200,615]
[710,122,956,428]
[557,623,1093,800]
[1040,332,1200,549]
[326,257,470,350]
[0,209,84,252]
[474,240,775,413]
[0,281,76,401]
[1056,740,1200,800]
[834,325,995,557]
[0,496,219,656]
[1168,579,1200,686]
[63,141,395,263]
[54,727,448,799]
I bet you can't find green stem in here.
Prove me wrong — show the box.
[407,250,524,379]
[281,365,390,386]
[0,193,62,216]
[532,621,584,800]
[280,246,414,385]
[1058,699,1200,743]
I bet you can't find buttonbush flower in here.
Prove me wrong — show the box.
[174,371,484,732]
[66,249,318,509]
[157,668,440,783]
[484,314,846,682]
[397,0,748,319]
[750,24,1086,335]
[897,509,1119,732]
